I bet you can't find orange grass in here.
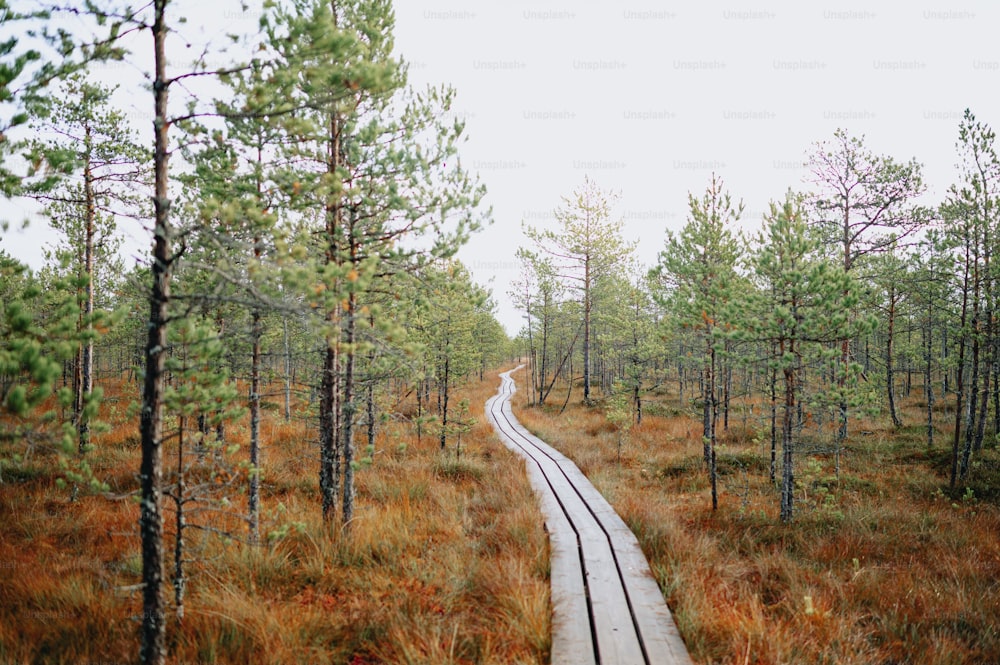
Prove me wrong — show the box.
[511,366,1000,665]
[0,370,549,664]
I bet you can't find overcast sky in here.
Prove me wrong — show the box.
[391,1,999,332]
[2,1,998,334]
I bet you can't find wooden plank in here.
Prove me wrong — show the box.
[487,368,694,665]
[577,530,647,664]
[487,389,597,665]
[537,487,595,665]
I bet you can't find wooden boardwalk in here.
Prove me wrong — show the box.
[486,368,693,665]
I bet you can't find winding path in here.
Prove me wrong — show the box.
[486,367,693,665]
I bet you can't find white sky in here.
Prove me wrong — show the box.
[2,1,998,334]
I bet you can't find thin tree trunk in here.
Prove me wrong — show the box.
[975,358,991,453]
[905,324,913,397]
[770,352,778,484]
[836,336,848,474]
[560,368,574,414]
[319,346,339,522]
[80,121,95,454]
[528,347,537,407]
[943,330,949,397]
[887,286,902,428]
[283,317,291,423]
[73,343,83,443]
[140,4,169,661]
[723,353,731,432]
[439,355,450,450]
[539,299,549,405]
[634,381,641,425]
[780,342,796,523]
[366,377,376,458]
[583,256,592,404]
[541,323,583,405]
[702,333,712,466]
[951,239,972,490]
[992,339,1000,443]
[523,291,535,407]
[319,87,343,524]
[173,415,186,623]
[72,228,82,432]
[961,287,982,480]
[709,346,718,511]
[416,377,423,444]
[835,208,852,474]
[248,307,261,545]
[679,355,685,404]
[975,238,993,456]
[924,316,935,449]
[974,278,994,453]
[341,290,357,527]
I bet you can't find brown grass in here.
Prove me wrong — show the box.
[512,366,1000,665]
[0,371,549,664]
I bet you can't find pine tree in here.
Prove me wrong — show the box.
[910,237,954,449]
[416,261,481,452]
[176,71,287,545]
[867,249,912,429]
[512,248,564,405]
[161,317,242,623]
[807,129,926,467]
[651,173,741,510]
[0,251,107,491]
[524,176,634,405]
[262,0,485,527]
[0,7,124,487]
[942,110,1000,487]
[743,191,871,522]
[25,74,146,454]
[0,6,76,198]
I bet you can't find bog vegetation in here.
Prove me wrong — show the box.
[1,1,999,664]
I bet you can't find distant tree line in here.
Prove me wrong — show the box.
[514,115,999,524]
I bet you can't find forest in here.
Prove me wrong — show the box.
[1,2,999,665]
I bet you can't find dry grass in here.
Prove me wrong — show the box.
[0,371,549,664]
[512,366,1000,665]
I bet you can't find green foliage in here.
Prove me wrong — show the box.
[524,176,634,285]
[807,128,926,271]
[446,398,477,460]
[605,380,634,463]
[407,261,497,450]
[162,319,243,428]
[160,317,245,539]
[741,191,875,371]
[651,173,742,337]
[737,191,877,521]
[0,255,75,415]
[0,251,107,491]
[797,458,845,521]
[522,177,635,403]
[24,73,149,202]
